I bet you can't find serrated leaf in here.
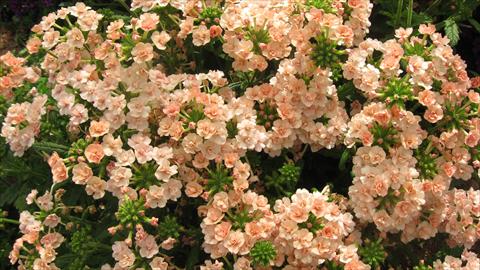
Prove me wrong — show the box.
[0,180,23,207]
[31,141,69,154]
[444,18,460,46]
[412,12,433,27]
[14,191,28,211]
[468,18,480,33]
[0,156,31,180]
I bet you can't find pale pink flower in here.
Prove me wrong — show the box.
[85,143,105,164]
[192,25,211,46]
[138,13,159,31]
[36,191,53,211]
[51,159,68,183]
[185,181,203,197]
[233,257,252,270]
[26,189,38,205]
[146,185,167,208]
[102,134,123,156]
[419,23,436,35]
[151,31,171,50]
[138,234,159,258]
[85,176,106,199]
[89,120,110,137]
[112,241,135,268]
[424,105,443,123]
[72,162,93,185]
[131,42,154,63]
[154,159,178,181]
[66,28,85,48]
[40,232,64,249]
[160,237,176,250]
[42,29,60,49]
[43,214,61,228]
[223,230,245,254]
[150,257,168,270]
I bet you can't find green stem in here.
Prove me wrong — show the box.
[222,256,233,270]
[394,0,404,28]
[0,218,20,225]
[424,0,441,13]
[407,0,413,27]
[425,140,434,155]
[65,15,74,28]
[115,0,132,14]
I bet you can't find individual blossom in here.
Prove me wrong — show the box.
[131,42,154,63]
[138,13,159,32]
[192,24,211,46]
[85,143,105,164]
[112,241,136,268]
[151,31,171,50]
[85,176,107,199]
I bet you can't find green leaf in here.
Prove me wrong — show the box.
[0,156,31,180]
[411,12,433,27]
[0,180,22,207]
[185,244,200,270]
[339,148,352,171]
[31,141,69,154]
[468,18,480,33]
[444,18,460,46]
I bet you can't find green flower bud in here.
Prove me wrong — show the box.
[250,240,277,267]
[116,198,146,226]
[206,165,233,195]
[70,227,93,255]
[305,0,335,13]
[359,239,386,268]
[311,31,345,70]
[199,6,222,22]
[158,216,181,239]
[279,163,301,184]
[413,261,432,270]
[379,77,413,108]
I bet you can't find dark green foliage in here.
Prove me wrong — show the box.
[371,0,480,47]
[264,161,302,200]
[158,216,181,239]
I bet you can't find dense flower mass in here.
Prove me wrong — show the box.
[0,0,479,269]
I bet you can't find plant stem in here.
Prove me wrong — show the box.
[0,217,20,225]
[424,0,441,13]
[116,0,132,14]
[407,0,413,27]
[394,0,404,28]
[222,256,233,270]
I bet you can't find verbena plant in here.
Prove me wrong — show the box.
[0,1,479,269]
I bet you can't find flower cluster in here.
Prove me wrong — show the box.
[10,192,64,269]
[431,250,480,270]
[442,188,480,248]
[349,146,425,236]
[0,52,39,99]
[272,188,368,269]
[1,93,47,156]
[200,190,273,260]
